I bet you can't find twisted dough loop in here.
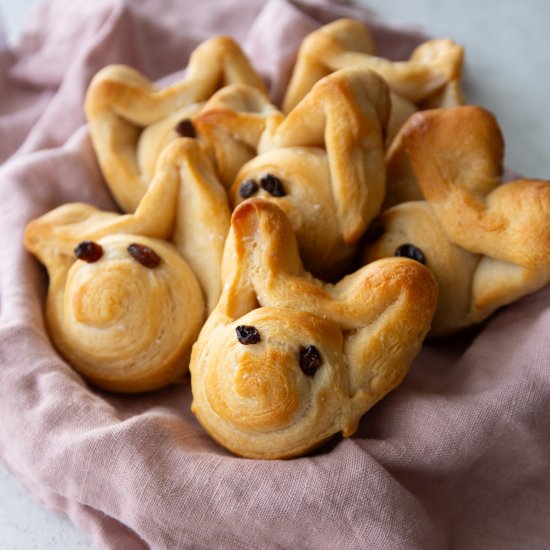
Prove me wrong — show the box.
[85,35,266,212]
[191,199,437,459]
[363,106,550,334]
[229,67,390,279]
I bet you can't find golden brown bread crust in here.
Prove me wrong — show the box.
[84,36,266,212]
[385,103,505,208]
[190,199,437,459]
[362,106,550,334]
[282,18,465,147]
[284,19,464,109]
[229,66,390,279]
[23,138,233,391]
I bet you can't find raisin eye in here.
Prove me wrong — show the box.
[299,345,323,376]
[127,243,161,268]
[363,217,385,244]
[239,179,259,198]
[74,241,103,263]
[236,325,261,345]
[175,118,196,138]
[394,243,426,265]
[260,174,286,197]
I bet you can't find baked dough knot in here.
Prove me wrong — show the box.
[190,199,437,459]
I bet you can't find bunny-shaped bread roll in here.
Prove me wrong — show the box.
[85,36,266,212]
[229,67,390,280]
[283,19,464,146]
[362,106,550,335]
[190,199,437,459]
[24,138,230,392]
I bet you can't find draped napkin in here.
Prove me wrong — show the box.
[1,0,549,548]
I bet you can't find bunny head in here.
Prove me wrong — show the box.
[25,209,204,393]
[362,106,550,334]
[228,66,391,280]
[362,202,479,336]
[190,199,437,459]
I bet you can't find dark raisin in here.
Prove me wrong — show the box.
[260,174,286,197]
[363,217,385,243]
[175,118,196,138]
[74,241,103,263]
[239,179,259,198]
[235,325,261,345]
[127,243,161,268]
[394,243,426,265]
[299,345,323,376]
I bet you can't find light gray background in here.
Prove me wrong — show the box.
[0,1,548,548]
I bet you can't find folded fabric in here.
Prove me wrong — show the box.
[0,0,549,548]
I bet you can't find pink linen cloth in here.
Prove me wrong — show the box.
[1,0,549,548]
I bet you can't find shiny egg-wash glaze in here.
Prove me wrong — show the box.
[190,199,437,459]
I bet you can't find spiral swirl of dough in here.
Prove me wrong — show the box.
[191,307,351,459]
[47,234,204,393]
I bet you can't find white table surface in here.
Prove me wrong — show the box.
[0,1,548,548]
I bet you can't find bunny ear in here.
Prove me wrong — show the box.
[403,106,504,202]
[84,36,266,212]
[217,199,305,319]
[283,19,376,112]
[283,19,464,112]
[263,67,390,244]
[471,257,550,325]
[402,106,550,269]
[24,203,118,274]
[214,199,437,439]
[192,84,282,188]
[166,139,231,312]
[340,258,437,429]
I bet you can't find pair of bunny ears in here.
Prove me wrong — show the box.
[190,198,437,459]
